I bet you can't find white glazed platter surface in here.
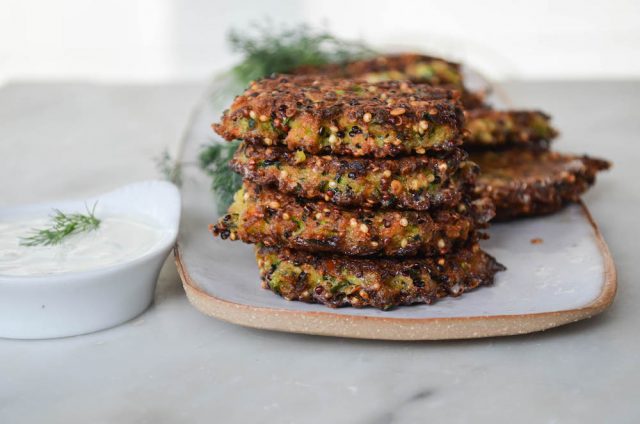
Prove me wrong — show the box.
[175,72,616,340]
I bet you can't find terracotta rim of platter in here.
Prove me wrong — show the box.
[175,202,616,341]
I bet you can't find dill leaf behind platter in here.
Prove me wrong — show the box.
[199,140,242,211]
[156,148,183,187]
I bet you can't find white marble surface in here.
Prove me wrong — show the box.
[0,81,638,423]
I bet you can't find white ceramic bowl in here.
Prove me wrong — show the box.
[0,180,181,339]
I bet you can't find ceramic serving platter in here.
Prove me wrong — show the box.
[174,72,616,340]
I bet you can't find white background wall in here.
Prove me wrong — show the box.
[1,0,639,84]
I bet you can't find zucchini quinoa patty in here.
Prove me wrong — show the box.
[295,53,465,89]
[464,109,558,148]
[256,244,505,309]
[294,53,486,109]
[293,54,559,146]
[213,75,465,158]
[231,142,478,210]
[293,53,485,109]
[471,149,611,220]
[212,183,489,257]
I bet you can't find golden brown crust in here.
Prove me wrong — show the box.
[213,75,465,157]
[213,183,486,257]
[256,244,505,310]
[292,54,560,147]
[231,142,477,210]
[471,149,611,220]
[464,109,558,148]
[293,53,486,109]
[294,53,464,88]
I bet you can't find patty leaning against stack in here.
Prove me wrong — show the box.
[470,149,611,220]
[211,75,504,310]
[297,53,610,219]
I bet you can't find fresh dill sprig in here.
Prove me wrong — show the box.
[199,140,242,211]
[20,204,101,247]
[156,148,183,186]
[228,24,375,85]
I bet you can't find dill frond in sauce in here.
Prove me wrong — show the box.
[20,204,101,247]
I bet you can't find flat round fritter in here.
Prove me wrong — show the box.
[212,183,490,257]
[293,53,486,109]
[256,244,505,310]
[231,142,477,210]
[292,54,558,147]
[295,53,464,88]
[213,75,464,158]
[464,109,558,148]
[471,149,611,220]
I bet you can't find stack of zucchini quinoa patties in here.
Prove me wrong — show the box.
[211,75,504,310]
[297,53,610,220]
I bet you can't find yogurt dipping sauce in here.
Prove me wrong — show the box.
[0,215,166,276]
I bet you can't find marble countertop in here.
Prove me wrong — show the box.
[0,81,637,423]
